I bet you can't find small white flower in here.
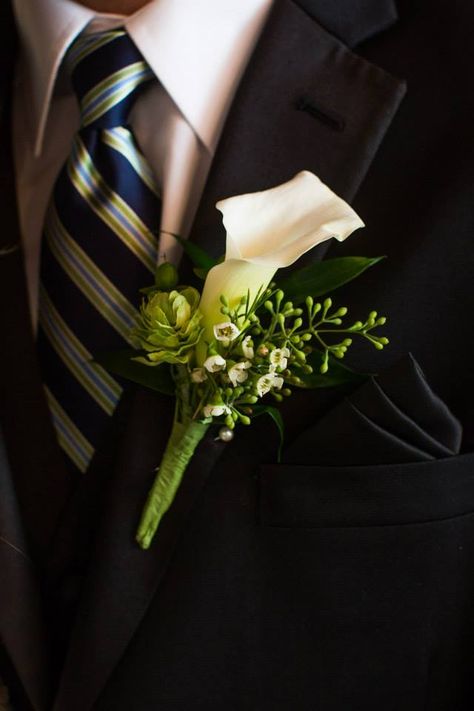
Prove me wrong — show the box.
[191,367,207,383]
[203,403,231,418]
[213,322,241,342]
[228,360,252,387]
[269,347,291,371]
[241,335,254,359]
[256,372,285,397]
[204,355,226,372]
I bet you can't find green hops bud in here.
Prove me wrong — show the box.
[220,294,229,306]
[373,341,384,350]
[272,393,283,402]
[306,296,314,310]
[301,364,313,374]
[225,388,233,398]
[231,411,239,421]
[343,338,353,346]
[377,316,387,326]
[154,262,178,290]
[240,415,251,426]
[301,333,312,342]
[295,349,306,362]
[320,361,329,374]
[282,388,292,397]
[132,286,202,365]
[293,317,303,329]
[264,300,274,312]
[225,415,234,429]
[283,301,294,312]
[336,306,348,317]
[379,337,390,345]
[323,297,332,310]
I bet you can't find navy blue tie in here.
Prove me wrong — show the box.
[38,30,160,473]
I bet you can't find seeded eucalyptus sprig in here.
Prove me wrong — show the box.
[180,284,388,431]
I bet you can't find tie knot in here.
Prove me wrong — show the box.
[67,30,154,129]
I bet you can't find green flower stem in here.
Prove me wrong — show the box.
[136,418,209,550]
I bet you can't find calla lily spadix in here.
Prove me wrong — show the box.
[198,171,365,351]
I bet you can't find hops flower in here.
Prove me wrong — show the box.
[132,287,203,365]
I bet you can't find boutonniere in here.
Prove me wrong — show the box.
[99,172,388,549]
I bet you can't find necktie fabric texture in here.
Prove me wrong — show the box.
[38,30,160,473]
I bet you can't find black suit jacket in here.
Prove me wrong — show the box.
[2,1,474,709]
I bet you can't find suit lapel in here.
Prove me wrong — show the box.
[0,4,73,710]
[54,1,405,710]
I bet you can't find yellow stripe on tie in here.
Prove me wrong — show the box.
[45,387,94,473]
[102,128,161,198]
[81,62,151,125]
[45,207,139,342]
[69,136,157,273]
[39,286,122,415]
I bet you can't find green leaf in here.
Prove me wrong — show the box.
[95,349,175,396]
[172,233,219,271]
[298,351,369,389]
[277,256,385,303]
[253,405,285,462]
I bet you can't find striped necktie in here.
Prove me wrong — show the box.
[38,30,160,474]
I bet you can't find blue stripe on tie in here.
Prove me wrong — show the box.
[40,245,130,356]
[39,332,108,445]
[39,287,121,414]
[45,207,138,340]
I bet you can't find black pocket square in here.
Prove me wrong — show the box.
[283,354,462,466]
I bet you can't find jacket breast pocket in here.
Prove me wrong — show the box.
[258,453,474,528]
[256,454,474,710]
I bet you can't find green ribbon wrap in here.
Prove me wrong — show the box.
[136,419,209,549]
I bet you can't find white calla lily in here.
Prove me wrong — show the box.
[198,171,364,352]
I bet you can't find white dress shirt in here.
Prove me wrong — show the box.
[12,0,273,319]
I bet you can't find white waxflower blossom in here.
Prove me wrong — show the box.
[203,403,231,418]
[228,361,252,387]
[256,372,285,397]
[241,335,254,359]
[213,322,241,342]
[269,347,291,371]
[191,367,207,383]
[204,355,227,373]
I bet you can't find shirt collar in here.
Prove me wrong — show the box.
[14,0,272,157]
